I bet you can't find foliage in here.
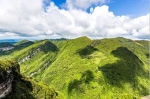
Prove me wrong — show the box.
[0,42,14,47]
[0,36,149,99]
[77,45,98,58]
[0,60,58,99]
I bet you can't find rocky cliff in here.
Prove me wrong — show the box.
[0,42,14,51]
[0,46,14,51]
[0,60,19,98]
[0,60,58,99]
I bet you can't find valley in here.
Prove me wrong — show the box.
[0,36,149,99]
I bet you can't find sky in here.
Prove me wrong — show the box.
[0,0,149,40]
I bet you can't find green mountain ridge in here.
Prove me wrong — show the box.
[0,36,149,99]
[0,42,14,47]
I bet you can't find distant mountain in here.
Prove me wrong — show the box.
[0,40,34,55]
[0,42,14,52]
[0,36,149,99]
[0,42,14,47]
[14,39,33,46]
[0,39,20,44]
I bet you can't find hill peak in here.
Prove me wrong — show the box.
[73,36,91,42]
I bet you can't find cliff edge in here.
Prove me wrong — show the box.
[0,60,58,99]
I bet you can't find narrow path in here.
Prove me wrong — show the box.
[142,95,150,99]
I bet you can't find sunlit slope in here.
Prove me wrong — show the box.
[0,39,59,79]
[0,37,149,99]
[38,37,149,99]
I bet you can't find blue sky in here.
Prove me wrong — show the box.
[49,0,148,17]
[0,0,149,40]
[107,0,149,17]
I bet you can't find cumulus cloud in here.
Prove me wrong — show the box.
[0,0,149,40]
[66,0,108,10]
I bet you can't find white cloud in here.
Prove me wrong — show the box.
[66,0,108,10]
[0,32,18,37]
[0,32,20,39]
[0,0,149,40]
[132,26,149,38]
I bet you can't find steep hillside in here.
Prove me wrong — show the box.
[0,40,33,56]
[0,39,59,81]
[0,36,149,99]
[0,42,14,47]
[13,39,34,51]
[0,60,58,99]
[40,37,149,99]
[0,42,14,52]
[14,39,33,46]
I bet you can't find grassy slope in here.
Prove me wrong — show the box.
[40,37,149,99]
[19,39,59,80]
[14,39,32,46]
[40,36,93,98]
[0,40,58,78]
[0,37,149,99]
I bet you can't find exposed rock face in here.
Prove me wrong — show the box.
[0,60,58,99]
[0,79,12,98]
[0,46,14,51]
[0,70,13,98]
[0,61,19,98]
[30,61,50,77]
[19,48,41,64]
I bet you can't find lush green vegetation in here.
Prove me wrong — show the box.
[0,36,149,99]
[14,39,33,46]
[0,60,18,70]
[3,73,58,99]
[0,40,33,56]
[0,42,14,47]
[0,60,58,99]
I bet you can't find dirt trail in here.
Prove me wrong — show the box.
[142,95,150,99]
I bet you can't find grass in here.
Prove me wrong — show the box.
[0,36,149,99]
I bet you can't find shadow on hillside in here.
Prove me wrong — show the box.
[15,41,34,50]
[98,47,148,95]
[68,70,94,95]
[0,41,34,56]
[146,53,149,58]
[40,41,59,54]
[3,72,35,99]
[76,45,98,58]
